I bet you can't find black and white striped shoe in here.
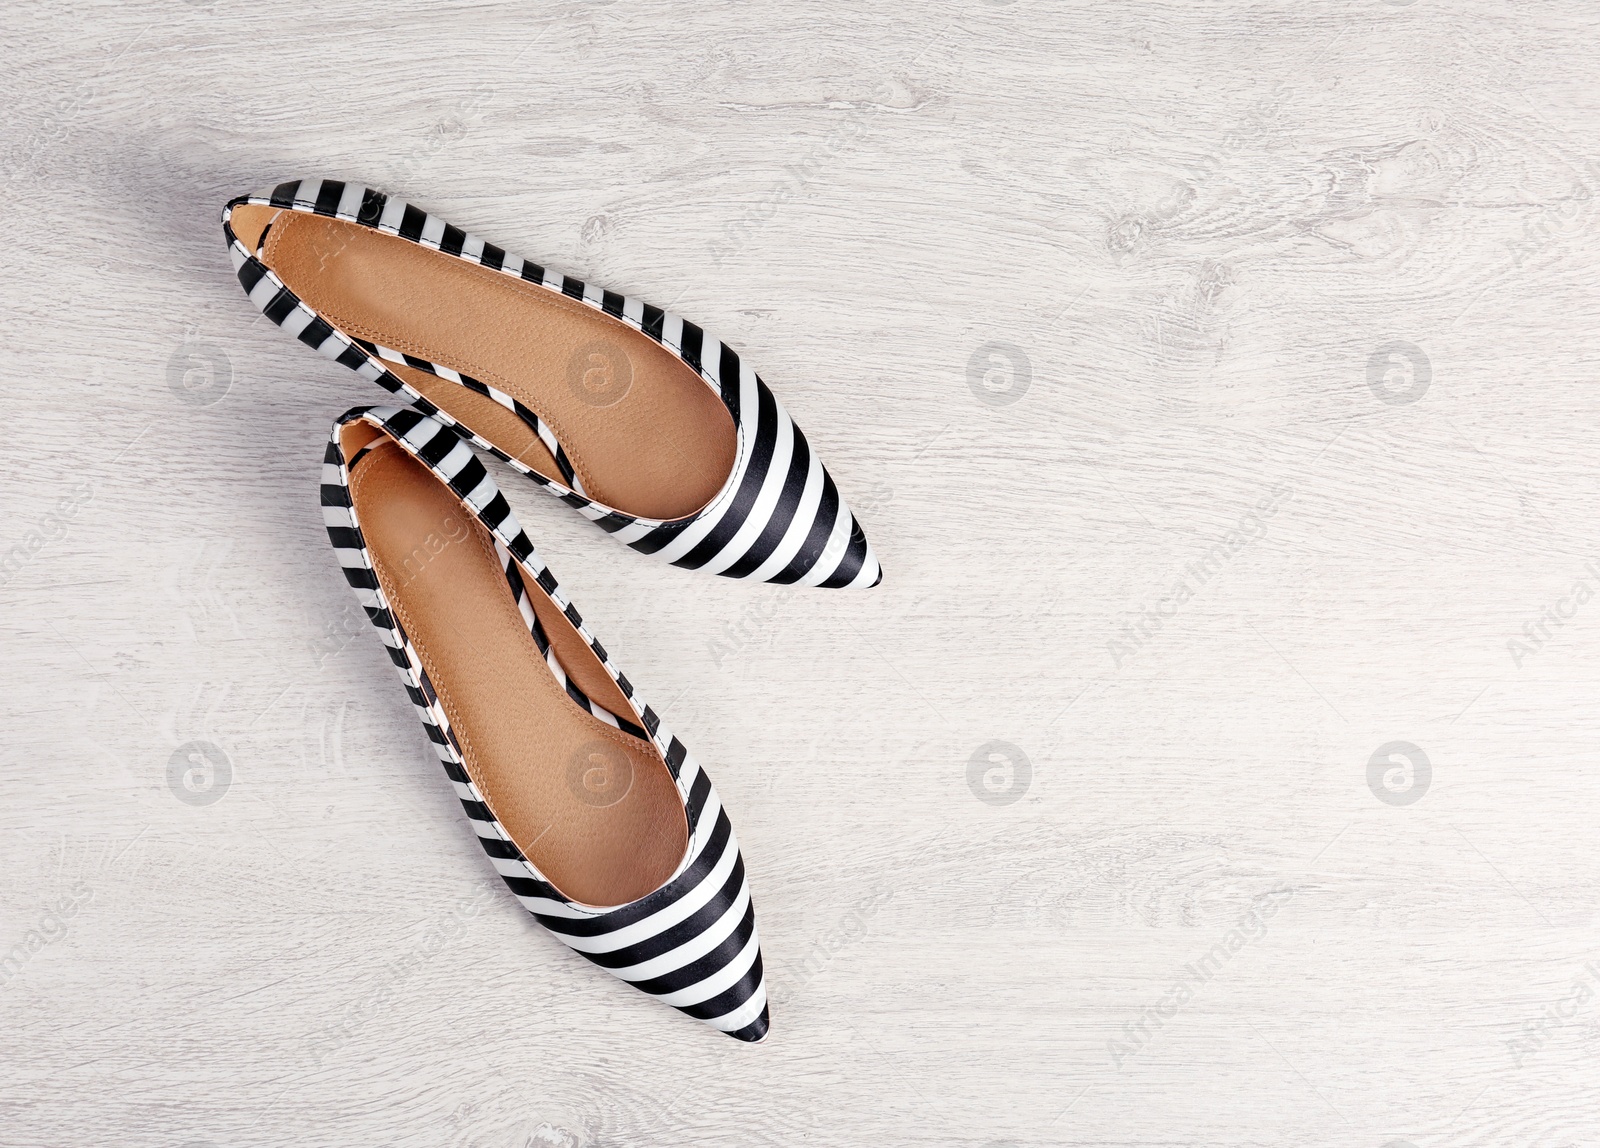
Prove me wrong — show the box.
[324,405,768,1042]
[227,179,881,589]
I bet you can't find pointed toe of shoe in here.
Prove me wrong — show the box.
[810,527,879,591]
[861,538,883,589]
[759,480,881,590]
[727,1001,771,1043]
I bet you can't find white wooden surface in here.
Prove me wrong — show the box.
[4,2,1600,1145]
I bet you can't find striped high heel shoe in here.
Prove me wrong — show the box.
[228,179,881,589]
[324,405,768,1041]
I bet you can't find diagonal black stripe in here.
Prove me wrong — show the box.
[719,424,811,579]
[582,854,746,970]
[685,763,713,826]
[718,344,742,422]
[298,316,335,350]
[819,520,869,588]
[770,469,840,585]
[618,900,757,996]
[398,204,427,241]
[236,258,266,293]
[262,287,299,324]
[479,243,505,271]
[678,321,703,372]
[498,871,560,901]
[357,188,387,227]
[626,518,689,556]
[672,383,779,570]
[676,949,763,1021]
[314,180,344,216]
[447,455,488,499]
[384,407,426,438]
[640,304,664,341]
[476,836,522,861]
[417,424,460,467]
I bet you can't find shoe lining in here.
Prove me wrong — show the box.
[345,433,688,907]
[237,204,736,522]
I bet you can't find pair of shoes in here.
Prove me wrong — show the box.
[222,179,884,1043]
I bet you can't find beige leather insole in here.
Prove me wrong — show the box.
[346,433,687,907]
[235,204,736,521]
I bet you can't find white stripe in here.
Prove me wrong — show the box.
[399,419,448,455]
[378,197,407,233]
[293,178,322,208]
[315,331,349,361]
[699,338,723,387]
[484,383,515,409]
[607,881,750,982]
[462,473,499,512]
[675,752,702,798]
[247,276,279,310]
[435,440,475,478]
[488,855,532,880]
[279,306,314,339]
[742,446,824,583]
[845,542,881,589]
[660,312,683,353]
[336,182,365,220]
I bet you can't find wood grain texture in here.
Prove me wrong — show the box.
[4,1,1600,1144]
